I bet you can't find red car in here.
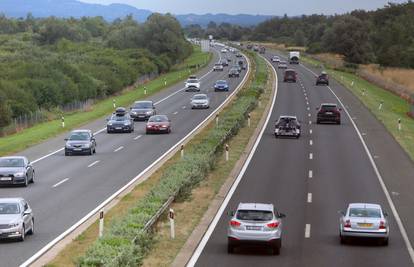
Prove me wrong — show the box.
[146,115,171,134]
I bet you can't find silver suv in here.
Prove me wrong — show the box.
[227,203,285,255]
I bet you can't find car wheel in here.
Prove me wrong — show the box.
[65,150,70,156]
[88,148,93,156]
[19,225,25,242]
[272,240,281,255]
[93,147,96,154]
[316,120,320,124]
[31,171,35,183]
[27,219,34,235]
[275,134,279,138]
[227,244,235,254]
[381,238,389,246]
[340,234,347,244]
[337,121,341,125]
[23,176,28,187]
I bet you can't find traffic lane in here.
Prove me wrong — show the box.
[196,67,311,266]
[11,49,222,162]
[0,56,248,266]
[293,60,412,266]
[299,58,414,248]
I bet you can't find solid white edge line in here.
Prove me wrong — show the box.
[20,51,251,267]
[186,54,278,267]
[30,48,222,165]
[305,224,311,238]
[52,178,69,188]
[87,160,100,168]
[300,63,414,263]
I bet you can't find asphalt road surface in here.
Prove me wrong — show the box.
[0,47,249,267]
[191,51,414,267]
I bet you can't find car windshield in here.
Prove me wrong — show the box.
[193,95,207,100]
[349,208,381,218]
[133,102,152,109]
[321,105,337,111]
[69,132,90,141]
[217,81,227,85]
[0,158,25,168]
[187,79,199,83]
[319,74,328,78]
[215,64,222,66]
[236,210,273,221]
[0,203,20,214]
[285,71,295,75]
[149,115,168,122]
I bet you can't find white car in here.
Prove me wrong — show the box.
[221,48,227,53]
[191,94,210,109]
[0,198,34,241]
[271,56,280,63]
[185,77,201,92]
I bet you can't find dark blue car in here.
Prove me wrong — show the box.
[214,80,229,92]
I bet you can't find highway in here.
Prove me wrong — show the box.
[0,47,249,267]
[190,50,414,267]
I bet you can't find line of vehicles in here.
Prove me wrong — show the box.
[0,50,246,242]
[225,49,389,256]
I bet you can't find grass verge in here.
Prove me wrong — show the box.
[45,51,269,267]
[0,47,211,156]
[300,55,414,161]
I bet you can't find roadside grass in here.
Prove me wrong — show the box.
[301,55,414,161]
[0,47,211,156]
[45,51,268,267]
[141,57,273,267]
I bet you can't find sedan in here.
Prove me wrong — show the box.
[278,61,288,69]
[214,80,229,92]
[0,198,34,241]
[65,129,97,156]
[130,100,156,121]
[213,63,224,71]
[339,203,389,245]
[191,94,210,109]
[0,157,34,187]
[146,115,171,134]
[228,203,285,255]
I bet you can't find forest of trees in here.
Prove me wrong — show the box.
[0,13,192,128]
[185,1,414,67]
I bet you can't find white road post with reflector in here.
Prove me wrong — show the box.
[61,116,65,128]
[180,144,184,158]
[225,144,229,161]
[169,209,175,239]
[248,113,251,128]
[398,118,402,131]
[216,114,219,127]
[99,210,104,238]
[144,86,147,95]
[113,99,116,108]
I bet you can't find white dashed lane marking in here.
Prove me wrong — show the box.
[114,146,124,152]
[88,160,100,168]
[309,170,313,178]
[305,224,311,238]
[52,178,69,188]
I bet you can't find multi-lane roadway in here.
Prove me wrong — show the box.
[189,50,414,266]
[0,47,249,267]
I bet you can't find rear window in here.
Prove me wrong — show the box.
[187,79,199,83]
[321,105,337,111]
[236,210,273,221]
[285,70,295,75]
[349,208,381,218]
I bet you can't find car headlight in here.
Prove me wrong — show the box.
[8,222,20,228]
[83,143,91,148]
[14,172,25,177]
[108,121,113,126]
[132,111,137,115]
[124,121,130,126]
[146,111,153,115]
[296,129,300,133]
[275,129,279,133]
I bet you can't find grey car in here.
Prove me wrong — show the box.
[65,129,97,156]
[0,156,34,187]
[130,101,156,121]
[191,94,210,109]
[0,198,34,241]
[228,203,285,255]
[339,203,389,245]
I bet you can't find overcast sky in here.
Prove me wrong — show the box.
[79,0,407,15]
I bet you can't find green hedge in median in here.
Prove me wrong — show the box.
[78,52,268,266]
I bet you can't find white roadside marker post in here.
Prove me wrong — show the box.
[398,118,402,131]
[164,78,167,86]
[113,99,116,108]
[169,209,175,239]
[379,100,383,111]
[216,114,219,127]
[225,144,229,161]
[61,116,65,128]
[180,144,184,158]
[144,86,147,95]
[351,81,354,87]
[362,89,366,96]
[99,210,104,238]
[248,113,251,128]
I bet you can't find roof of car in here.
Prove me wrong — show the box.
[348,203,382,209]
[237,203,274,211]
[279,115,297,119]
[71,129,92,133]
[321,103,337,107]
[193,94,207,98]
[134,100,153,104]
[0,156,27,160]
[0,198,24,203]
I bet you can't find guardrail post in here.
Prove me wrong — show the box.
[99,210,104,238]
[169,209,175,239]
[113,99,116,108]
[180,144,184,158]
[398,118,402,131]
[225,144,229,161]
[248,113,251,127]
[61,116,65,128]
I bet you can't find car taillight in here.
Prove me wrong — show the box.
[379,221,386,229]
[162,125,168,128]
[344,219,351,228]
[230,220,241,227]
[267,221,279,228]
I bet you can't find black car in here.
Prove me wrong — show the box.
[283,69,297,83]
[65,129,97,156]
[235,53,243,58]
[316,72,329,86]
[107,107,134,133]
[316,103,341,124]
[130,101,156,121]
[228,68,240,78]
[238,60,246,70]
[0,157,34,186]
[221,59,229,67]
[274,116,301,138]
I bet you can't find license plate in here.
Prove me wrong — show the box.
[116,127,122,130]
[246,226,262,231]
[74,148,82,151]
[0,177,12,181]
[138,115,145,118]
[326,112,333,115]
[357,223,373,227]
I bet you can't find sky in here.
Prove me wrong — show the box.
[79,0,408,15]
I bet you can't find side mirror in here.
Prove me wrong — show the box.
[316,107,319,110]
[383,212,389,217]
[278,213,286,218]
[64,138,68,141]
[23,210,31,216]
[338,210,345,216]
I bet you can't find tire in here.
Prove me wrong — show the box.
[31,171,35,183]
[65,150,70,156]
[337,121,341,125]
[93,147,96,154]
[227,244,234,254]
[382,238,389,246]
[88,148,93,156]
[19,225,25,242]
[23,176,28,187]
[272,239,281,255]
[316,120,320,124]
[340,234,346,244]
[275,134,279,138]
[27,219,34,235]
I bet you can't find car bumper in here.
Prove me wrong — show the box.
[284,78,296,82]
[0,176,26,185]
[65,147,91,154]
[214,87,229,91]
[146,128,169,133]
[341,229,389,239]
[275,131,300,137]
[185,87,200,92]
[131,114,151,121]
[0,226,23,239]
[317,116,340,123]
[191,104,209,109]
[107,126,133,132]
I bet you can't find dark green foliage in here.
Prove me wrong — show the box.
[0,14,191,128]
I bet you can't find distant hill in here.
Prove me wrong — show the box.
[176,13,275,27]
[0,0,274,26]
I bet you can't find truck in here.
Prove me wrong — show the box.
[289,51,300,64]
